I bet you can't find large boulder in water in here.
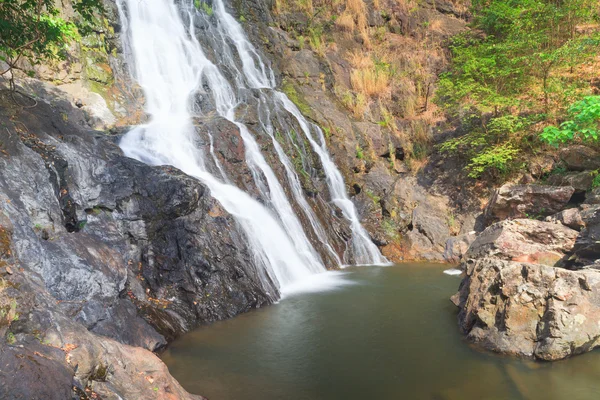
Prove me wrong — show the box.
[452,258,600,360]
[484,184,575,224]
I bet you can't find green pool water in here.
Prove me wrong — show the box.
[162,264,600,400]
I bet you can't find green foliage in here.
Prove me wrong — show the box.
[355,144,364,160]
[0,0,103,85]
[439,114,533,179]
[592,172,600,189]
[194,0,213,15]
[466,142,520,179]
[540,96,600,146]
[281,80,312,116]
[202,2,213,16]
[364,189,381,206]
[437,0,599,115]
[436,0,599,181]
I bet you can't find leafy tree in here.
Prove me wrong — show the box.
[435,0,600,180]
[0,0,103,94]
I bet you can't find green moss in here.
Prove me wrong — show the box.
[364,189,381,206]
[281,80,313,117]
[356,144,364,160]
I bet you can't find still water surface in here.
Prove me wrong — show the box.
[162,264,600,400]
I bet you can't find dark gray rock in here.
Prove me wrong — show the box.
[546,171,595,192]
[0,92,268,398]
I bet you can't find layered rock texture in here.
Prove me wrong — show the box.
[452,165,600,360]
[0,92,272,398]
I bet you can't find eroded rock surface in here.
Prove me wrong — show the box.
[484,184,575,223]
[452,258,600,360]
[465,219,578,267]
[0,92,269,398]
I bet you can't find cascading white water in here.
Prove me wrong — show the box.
[116,0,323,296]
[210,0,387,265]
[276,93,388,265]
[116,0,387,297]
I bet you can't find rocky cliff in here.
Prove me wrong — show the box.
[0,0,487,397]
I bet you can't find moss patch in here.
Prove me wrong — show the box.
[281,80,313,117]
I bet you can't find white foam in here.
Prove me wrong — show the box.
[443,268,463,276]
[279,271,355,298]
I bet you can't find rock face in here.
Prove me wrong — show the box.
[452,258,600,360]
[484,184,575,223]
[571,205,600,266]
[559,145,600,171]
[546,171,594,192]
[0,92,270,398]
[465,219,578,267]
[545,208,585,231]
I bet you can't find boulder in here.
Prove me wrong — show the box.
[545,208,585,231]
[584,187,600,204]
[559,145,600,171]
[484,184,575,223]
[465,219,578,267]
[571,205,600,264]
[444,232,476,263]
[452,257,600,360]
[546,171,594,192]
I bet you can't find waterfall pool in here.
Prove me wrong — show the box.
[162,264,600,400]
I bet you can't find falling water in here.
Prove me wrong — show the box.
[276,94,388,265]
[116,0,386,296]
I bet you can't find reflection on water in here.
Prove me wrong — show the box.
[162,264,600,400]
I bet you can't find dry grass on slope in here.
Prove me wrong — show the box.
[273,0,469,163]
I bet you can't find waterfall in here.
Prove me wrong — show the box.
[116,0,387,297]
[275,94,388,265]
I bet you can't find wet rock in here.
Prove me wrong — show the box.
[484,184,575,224]
[559,145,600,171]
[0,91,269,398]
[465,219,578,267]
[0,343,74,400]
[452,257,600,360]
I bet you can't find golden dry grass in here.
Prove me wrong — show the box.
[336,12,356,32]
[350,67,391,98]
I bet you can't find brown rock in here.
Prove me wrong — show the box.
[453,258,600,360]
[465,219,578,267]
[545,208,585,231]
[559,145,600,171]
[484,184,575,223]
[546,171,594,192]
[444,232,476,263]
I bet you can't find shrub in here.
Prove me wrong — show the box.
[540,96,600,146]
